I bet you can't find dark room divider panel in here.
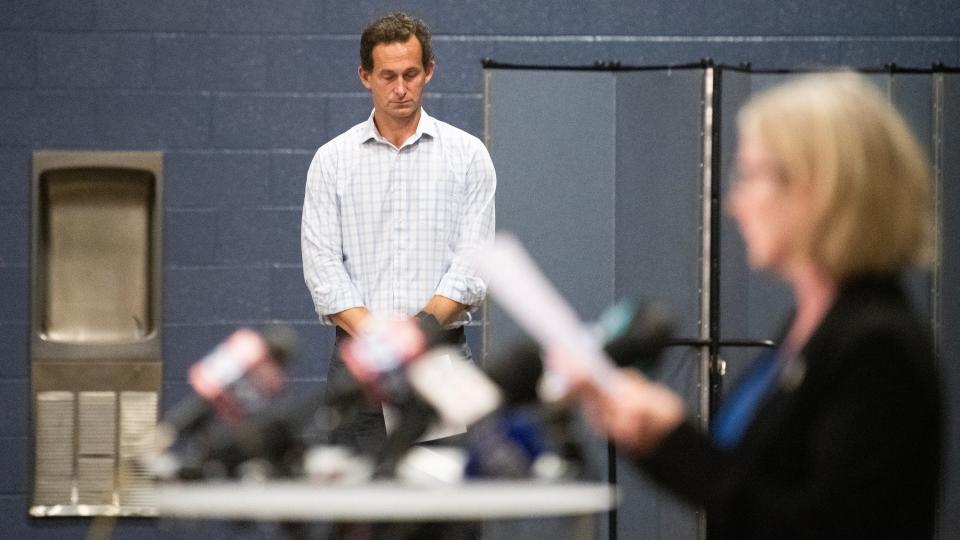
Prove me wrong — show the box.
[484,66,709,540]
[938,72,960,540]
[484,68,619,540]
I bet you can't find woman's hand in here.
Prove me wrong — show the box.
[549,348,685,456]
[593,369,685,456]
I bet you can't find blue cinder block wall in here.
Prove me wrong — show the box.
[1,1,958,539]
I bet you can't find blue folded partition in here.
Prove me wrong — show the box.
[484,65,708,540]
[484,64,960,540]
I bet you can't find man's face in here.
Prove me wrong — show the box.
[359,35,434,125]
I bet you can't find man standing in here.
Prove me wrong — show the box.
[301,12,496,454]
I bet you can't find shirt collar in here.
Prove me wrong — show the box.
[361,108,437,148]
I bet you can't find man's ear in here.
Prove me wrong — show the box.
[424,61,435,85]
[358,65,373,90]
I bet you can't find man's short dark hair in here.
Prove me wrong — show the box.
[360,12,434,72]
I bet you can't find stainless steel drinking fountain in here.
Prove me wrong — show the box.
[30,151,163,517]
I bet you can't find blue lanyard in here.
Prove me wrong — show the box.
[711,348,784,449]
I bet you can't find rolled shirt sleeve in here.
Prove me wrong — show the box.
[301,147,364,324]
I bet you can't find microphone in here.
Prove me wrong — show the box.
[151,326,297,476]
[474,233,620,396]
[189,318,488,480]
[484,341,543,407]
[337,317,436,405]
[595,299,675,373]
[316,301,673,477]
[467,300,675,479]
[201,390,326,479]
[482,300,675,408]
[464,407,547,479]
[476,233,679,401]
[325,317,476,476]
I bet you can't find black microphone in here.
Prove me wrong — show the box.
[484,341,543,407]
[483,300,676,407]
[322,317,463,475]
[466,301,675,478]
[199,301,674,480]
[153,325,297,475]
[202,389,326,478]
[177,317,467,480]
[328,315,448,406]
[597,300,675,374]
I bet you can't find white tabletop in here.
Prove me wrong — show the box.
[154,480,618,522]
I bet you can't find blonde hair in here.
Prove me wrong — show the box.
[737,71,934,280]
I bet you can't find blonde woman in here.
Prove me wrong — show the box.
[565,72,941,539]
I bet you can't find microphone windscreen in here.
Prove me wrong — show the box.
[598,301,675,373]
[262,324,298,368]
[483,341,544,407]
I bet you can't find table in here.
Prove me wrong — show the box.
[154,480,618,522]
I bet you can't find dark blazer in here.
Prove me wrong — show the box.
[639,275,942,539]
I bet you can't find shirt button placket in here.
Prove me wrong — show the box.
[393,149,402,312]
